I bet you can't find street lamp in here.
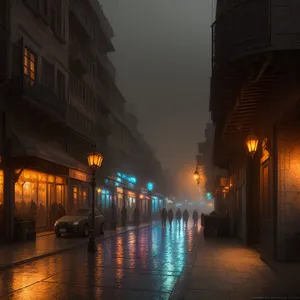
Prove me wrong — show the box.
[194,170,200,181]
[245,134,259,157]
[194,169,200,185]
[87,151,103,253]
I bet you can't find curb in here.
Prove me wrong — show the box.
[0,223,151,271]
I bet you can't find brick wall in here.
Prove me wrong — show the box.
[277,126,300,260]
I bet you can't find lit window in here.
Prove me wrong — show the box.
[24,47,36,85]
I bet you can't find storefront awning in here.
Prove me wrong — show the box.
[12,132,90,174]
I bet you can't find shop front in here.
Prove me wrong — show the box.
[69,169,90,213]
[116,186,123,224]
[126,191,136,222]
[140,194,150,222]
[14,169,67,230]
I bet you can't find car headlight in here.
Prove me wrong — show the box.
[73,221,79,226]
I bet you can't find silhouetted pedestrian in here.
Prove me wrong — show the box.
[183,209,189,226]
[161,208,167,227]
[176,208,182,223]
[168,209,173,228]
[192,210,199,226]
[121,205,127,226]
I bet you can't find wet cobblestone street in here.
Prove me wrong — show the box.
[0,222,199,300]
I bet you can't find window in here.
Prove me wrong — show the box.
[57,70,65,99]
[50,0,64,41]
[41,58,54,91]
[24,47,36,86]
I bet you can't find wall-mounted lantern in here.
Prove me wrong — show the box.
[245,134,259,157]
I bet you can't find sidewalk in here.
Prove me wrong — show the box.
[0,222,151,271]
[171,229,300,300]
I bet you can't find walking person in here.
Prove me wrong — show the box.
[183,209,189,227]
[167,208,173,228]
[176,208,182,224]
[121,205,127,226]
[161,207,167,227]
[192,209,199,226]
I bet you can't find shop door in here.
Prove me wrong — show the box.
[260,160,273,262]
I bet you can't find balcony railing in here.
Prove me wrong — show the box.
[69,41,90,75]
[212,0,271,67]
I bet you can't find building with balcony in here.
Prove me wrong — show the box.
[0,0,117,242]
[211,0,300,264]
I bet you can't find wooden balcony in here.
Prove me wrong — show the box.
[212,0,271,68]
[213,0,300,69]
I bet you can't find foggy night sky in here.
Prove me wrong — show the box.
[101,0,214,200]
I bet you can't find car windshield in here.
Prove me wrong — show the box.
[74,209,90,216]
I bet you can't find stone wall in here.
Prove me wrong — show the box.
[277,126,300,260]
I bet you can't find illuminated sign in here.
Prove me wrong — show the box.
[69,169,89,183]
[147,182,154,191]
[116,173,137,184]
[116,187,123,194]
[128,191,136,197]
[206,193,211,200]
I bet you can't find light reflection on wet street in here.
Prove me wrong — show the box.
[0,222,201,300]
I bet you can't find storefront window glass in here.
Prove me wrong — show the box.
[14,169,66,229]
[82,188,87,207]
[37,183,47,227]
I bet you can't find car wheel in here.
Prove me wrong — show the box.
[83,224,89,237]
[100,223,104,235]
[55,232,62,237]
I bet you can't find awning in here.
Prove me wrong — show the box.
[12,131,90,174]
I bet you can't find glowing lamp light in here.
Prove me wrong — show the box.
[194,170,200,181]
[87,152,103,169]
[245,134,259,156]
[97,188,101,193]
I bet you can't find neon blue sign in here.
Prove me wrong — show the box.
[147,182,154,191]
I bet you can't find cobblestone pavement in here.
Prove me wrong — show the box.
[171,233,300,300]
[0,221,199,300]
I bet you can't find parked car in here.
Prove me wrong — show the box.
[54,208,105,237]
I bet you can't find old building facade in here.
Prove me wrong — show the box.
[0,0,166,242]
[211,0,300,263]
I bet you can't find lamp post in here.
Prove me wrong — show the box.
[87,152,103,253]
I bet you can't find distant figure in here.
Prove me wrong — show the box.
[121,205,127,226]
[192,210,199,226]
[133,207,140,225]
[58,203,66,219]
[176,208,182,223]
[161,208,167,227]
[28,200,37,222]
[167,209,173,227]
[183,209,189,226]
